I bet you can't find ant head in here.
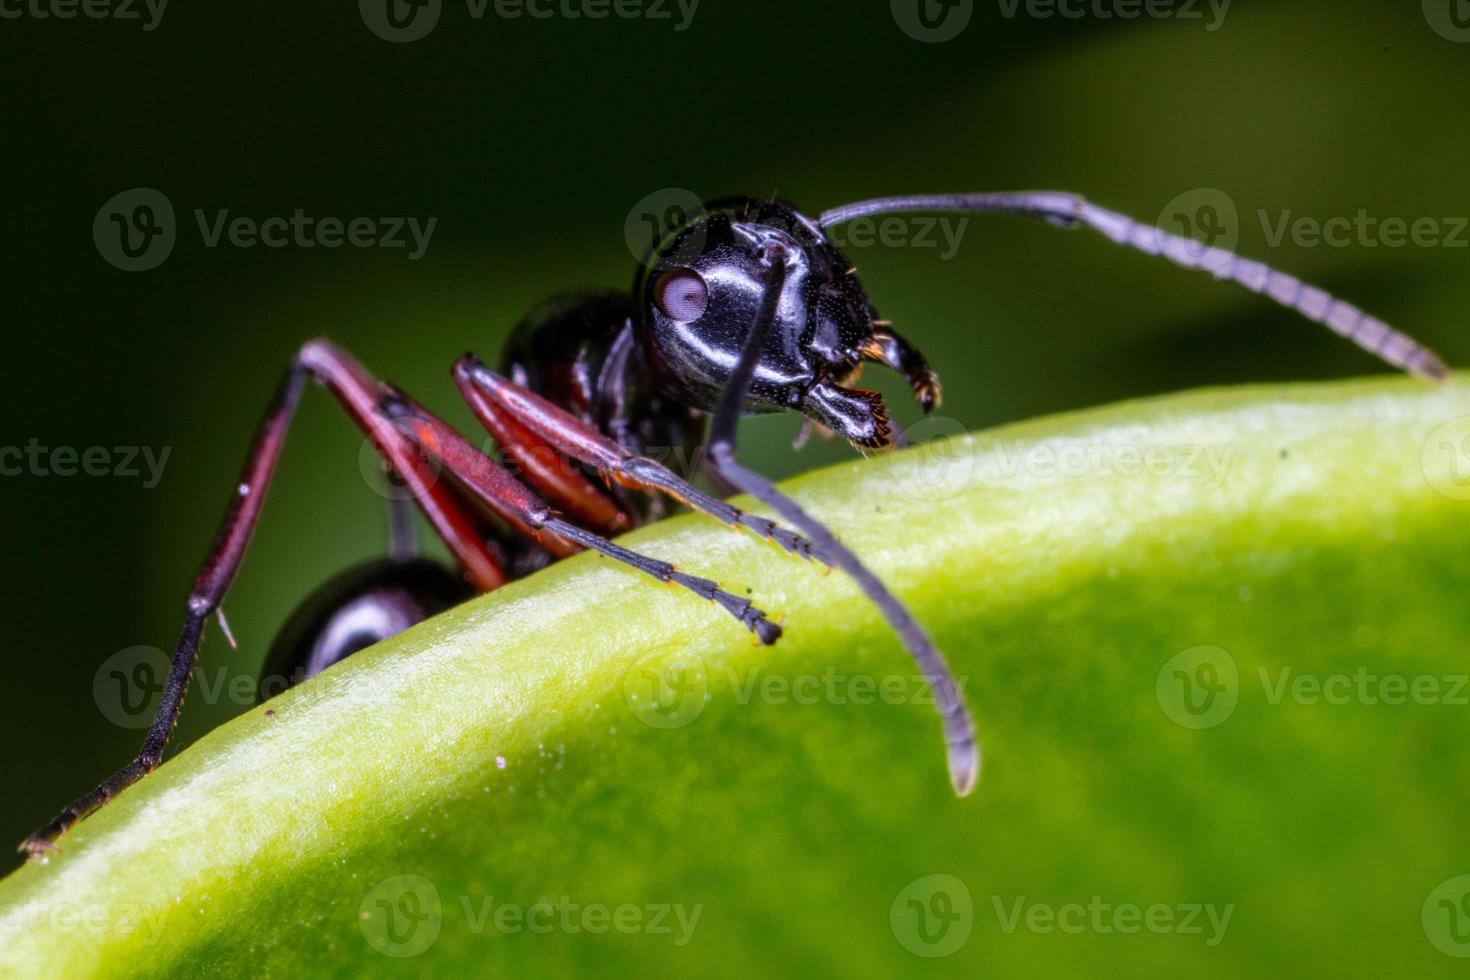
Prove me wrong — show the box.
[633,197,924,449]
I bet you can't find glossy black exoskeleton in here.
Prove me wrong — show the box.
[28,188,1447,856]
[257,559,472,700]
[633,198,939,448]
[268,199,945,685]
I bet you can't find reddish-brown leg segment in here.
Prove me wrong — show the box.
[21,339,507,858]
[378,389,783,644]
[453,369,629,536]
[450,354,823,563]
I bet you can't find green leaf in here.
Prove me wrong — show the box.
[4,376,1470,977]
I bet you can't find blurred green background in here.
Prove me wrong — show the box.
[1,0,1466,928]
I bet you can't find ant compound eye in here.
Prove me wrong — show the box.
[654,268,709,322]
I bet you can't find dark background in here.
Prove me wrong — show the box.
[2,1,1466,874]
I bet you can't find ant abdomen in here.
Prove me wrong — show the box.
[256,558,473,702]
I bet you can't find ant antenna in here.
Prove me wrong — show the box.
[820,192,1448,380]
[706,251,979,796]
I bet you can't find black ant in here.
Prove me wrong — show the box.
[22,191,1446,858]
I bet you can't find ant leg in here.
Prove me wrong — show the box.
[378,390,782,645]
[294,340,510,591]
[20,340,507,859]
[706,256,980,797]
[450,368,630,536]
[450,355,822,563]
[384,478,419,560]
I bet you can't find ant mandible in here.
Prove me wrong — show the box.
[22,191,1447,858]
